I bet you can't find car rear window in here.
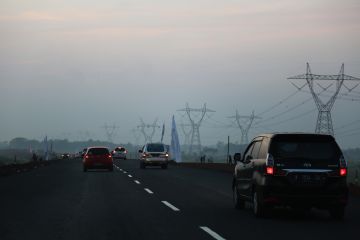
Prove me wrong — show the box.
[87,148,109,155]
[270,135,340,161]
[115,147,125,152]
[146,144,165,152]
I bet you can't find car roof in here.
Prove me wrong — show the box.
[254,132,334,139]
[87,146,109,149]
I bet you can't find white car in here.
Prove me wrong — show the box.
[139,143,169,169]
[112,147,127,160]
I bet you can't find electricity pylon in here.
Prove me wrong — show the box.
[102,124,119,143]
[137,118,160,144]
[131,128,141,146]
[178,103,215,154]
[179,123,192,147]
[288,63,360,135]
[228,110,261,144]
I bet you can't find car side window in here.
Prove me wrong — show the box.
[251,141,262,159]
[243,142,255,162]
[258,138,269,159]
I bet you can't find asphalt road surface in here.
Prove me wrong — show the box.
[1,159,359,240]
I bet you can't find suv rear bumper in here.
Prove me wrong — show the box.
[141,159,168,166]
[261,186,348,208]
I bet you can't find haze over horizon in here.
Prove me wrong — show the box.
[1,0,360,148]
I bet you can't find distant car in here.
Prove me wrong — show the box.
[81,148,88,158]
[139,143,169,169]
[112,147,128,160]
[232,133,348,219]
[61,153,70,159]
[83,147,113,172]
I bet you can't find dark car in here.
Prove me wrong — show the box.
[139,143,169,169]
[232,133,348,219]
[83,147,113,172]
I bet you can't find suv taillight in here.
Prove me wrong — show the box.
[265,153,274,175]
[339,155,347,177]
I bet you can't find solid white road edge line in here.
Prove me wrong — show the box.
[199,226,226,240]
[161,201,180,212]
[144,188,153,194]
[134,180,141,184]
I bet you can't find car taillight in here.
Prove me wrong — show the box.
[340,168,347,176]
[265,153,274,175]
[266,166,274,175]
[108,154,112,158]
[142,152,150,158]
[339,155,347,176]
[85,155,89,159]
[125,150,128,154]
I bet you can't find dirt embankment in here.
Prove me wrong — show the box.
[0,161,49,177]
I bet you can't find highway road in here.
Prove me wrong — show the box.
[1,159,359,240]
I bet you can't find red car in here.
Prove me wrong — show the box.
[83,147,113,172]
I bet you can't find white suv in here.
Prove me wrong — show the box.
[139,143,169,169]
[112,147,127,160]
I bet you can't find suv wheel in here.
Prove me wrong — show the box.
[83,166,87,172]
[161,164,168,169]
[140,162,145,169]
[253,190,267,217]
[233,185,245,209]
[330,206,345,220]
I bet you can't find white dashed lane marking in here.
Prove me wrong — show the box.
[161,201,180,212]
[134,180,141,184]
[199,227,226,240]
[144,188,153,194]
[128,174,133,178]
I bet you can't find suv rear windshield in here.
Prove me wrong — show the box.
[115,147,125,152]
[270,135,340,161]
[87,148,109,155]
[146,144,165,152]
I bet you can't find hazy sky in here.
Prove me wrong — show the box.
[1,0,360,148]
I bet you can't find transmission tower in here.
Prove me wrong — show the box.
[178,103,215,154]
[228,110,261,144]
[130,128,141,146]
[288,63,360,135]
[102,123,118,143]
[137,118,160,143]
[179,123,192,147]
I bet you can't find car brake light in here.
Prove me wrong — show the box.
[340,168,347,176]
[266,166,274,175]
[265,153,274,175]
[85,155,89,159]
[108,154,112,158]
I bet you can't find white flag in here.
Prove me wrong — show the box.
[170,115,182,163]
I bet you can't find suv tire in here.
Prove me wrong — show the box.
[233,185,245,209]
[253,190,267,217]
[161,164,168,169]
[140,162,145,169]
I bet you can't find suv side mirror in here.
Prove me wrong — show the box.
[138,150,143,153]
[234,153,242,163]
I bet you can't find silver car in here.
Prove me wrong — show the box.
[139,143,169,169]
[112,147,127,160]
